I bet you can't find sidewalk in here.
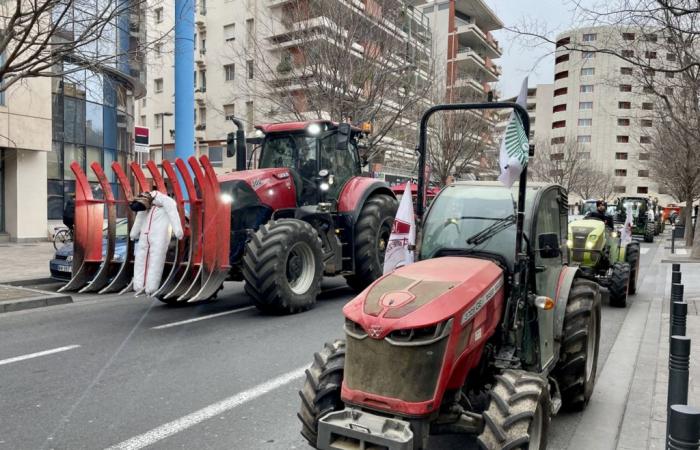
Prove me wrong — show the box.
[0,241,55,283]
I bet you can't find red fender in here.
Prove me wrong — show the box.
[337,177,395,219]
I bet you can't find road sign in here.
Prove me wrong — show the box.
[135,126,150,153]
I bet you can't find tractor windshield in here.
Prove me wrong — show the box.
[421,185,517,264]
[622,199,645,218]
[259,134,318,174]
[581,201,597,215]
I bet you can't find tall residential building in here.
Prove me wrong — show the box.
[0,4,145,241]
[550,26,661,198]
[496,84,554,145]
[139,0,433,181]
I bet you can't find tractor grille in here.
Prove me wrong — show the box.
[344,321,450,403]
[571,229,600,265]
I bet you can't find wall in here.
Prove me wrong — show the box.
[4,149,48,241]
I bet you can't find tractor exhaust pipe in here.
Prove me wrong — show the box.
[227,117,247,171]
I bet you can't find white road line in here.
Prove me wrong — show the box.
[676,248,688,255]
[151,306,256,330]
[0,345,81,366]
[641,247,650,254]
[106,366,307,450]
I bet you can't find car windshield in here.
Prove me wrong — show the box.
[421,185,517,261]
[258,134,317,170]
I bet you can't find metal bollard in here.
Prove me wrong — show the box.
[668,336,691,425]
[673,271,682,284]
[672,283,685,302]
[672,225,676,253]
[667,405,700,450]
[671,302,688,338]
[673,263,681,272]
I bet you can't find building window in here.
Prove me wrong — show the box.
[554,70,569,80]
[643,34,657,42]
[224,64,235,81]
[579,101,593,110]
[643,68,655,77]
[614,186,627,193]
[641,119,653,127]
[551,136,566,145]
[620,67,633,75]
[580,84,594,93]
[155,7,163,23]
[619,84,632,92]
[555,54,569,64]
[615,169,627,176]
[666,71,675,78]
[637,186,648,194]
[638,170,649,177]
[154,78,163,93]
[247,60,254,79]
[554,87,568,96]
[552,120,566,129]
[639,153,650,160]
[615,152,628,160]
[556,36,571,47]
[154,114,162,129]
[622,32,635,40]
[550,152,564,161]
[665,87,674,95]
[582,51,595,59]
[619,101,631,109]
[617,135,629,143]
[581,67,595,76]
[642,102,654,110]
[578,152,591,159]
[246,18,254,47]
[422,5,434,13]
[643,86,654,94]
[155,43,162,57]
[582,33,597,42]
[577,135,592,143]
[208,146,223,167]
[667,53,676,61]
[224,103,235,121]
[645,51,657,59]
[621,50,634,57]
[224,23,235,41]
[553,104,567,113]
[640,136,652,144]
[578,118,592,127]
[618,118,630,126]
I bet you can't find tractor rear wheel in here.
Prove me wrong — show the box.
[242,219,323,314]
[345,194,398,292]
[609,262,631,307]
[625,243,640,295]
[477,370,550,450]
[644,222,655,243]
[298,340,346,447]
[553,278,601,411]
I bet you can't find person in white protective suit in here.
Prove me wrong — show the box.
[129,191,184,295]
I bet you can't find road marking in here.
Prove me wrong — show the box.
[0,345,80,366]
[676,249,688,255]
[106,366,307,450]
[640,247,650,254]
[151,306,256,330]
[153,305,256,330]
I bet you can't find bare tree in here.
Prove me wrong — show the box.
[530,137,587,194]
[574,166,616,201]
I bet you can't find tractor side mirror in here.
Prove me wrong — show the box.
[336,123,351,151]
[226,132,236,157]
[538,233,561,259]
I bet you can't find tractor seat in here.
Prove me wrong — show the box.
[288,169,304,205]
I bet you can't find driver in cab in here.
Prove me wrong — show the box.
[585,200,614,230]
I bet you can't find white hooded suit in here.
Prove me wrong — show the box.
[130,191,184,295]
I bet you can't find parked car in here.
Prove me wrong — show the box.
[50,219,129,281]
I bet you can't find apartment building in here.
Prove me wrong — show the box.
[550,26,664,199]
[139,0,433,180]
[496,84,554,144]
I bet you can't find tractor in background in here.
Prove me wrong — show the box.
[60,118,397,315]
[298,102,601,450]
[615,196,656,242]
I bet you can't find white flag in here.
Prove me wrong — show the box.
[383,183,416,274]
[498,77,530,188]
[621,205,633,246]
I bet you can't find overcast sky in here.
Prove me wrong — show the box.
[484,0,595,98]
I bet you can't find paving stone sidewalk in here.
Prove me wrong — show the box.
[0,241,54,283]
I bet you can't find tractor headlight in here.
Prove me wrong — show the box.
[566,239,573,248]
[220,193,233,204]
[588,234,597,241]
[320,182,330,191]
[585,241,594,249]
[612,231,618,238]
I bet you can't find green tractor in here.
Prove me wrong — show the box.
[615,196,656,242]
[567,218,640,307]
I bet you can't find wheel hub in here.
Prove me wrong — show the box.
[285,242,316,295]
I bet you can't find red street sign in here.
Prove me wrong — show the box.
[135,126,149,145]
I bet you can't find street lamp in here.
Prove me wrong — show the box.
[157,112,174,163]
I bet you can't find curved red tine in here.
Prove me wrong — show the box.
[130,162,150,193]
[101,162,134,294]
[79,163,117,293]
[146,160,167,193]
[59,162,104,292]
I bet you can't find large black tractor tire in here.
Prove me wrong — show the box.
[477,370,550,450]
[553,278,601,411]
[644,222,655,243]
[242,219,323,314]
[609,262,631,308]
[344,194,398,292]
[298,340,346,447]
[625,243,640,295]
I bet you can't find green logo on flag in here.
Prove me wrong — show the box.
[504,113,529,167]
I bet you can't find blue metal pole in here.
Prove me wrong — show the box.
[174,0,195,201]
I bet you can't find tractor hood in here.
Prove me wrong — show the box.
[568,218,606,251]
[343,257,504,340]
[218,168,296,210]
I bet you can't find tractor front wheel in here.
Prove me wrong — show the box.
[298,340,346,447]
[345,194,398,292]
[477,370,550,450]
[609,262,631,307]
[242,219,323,314]
[554,278,601,411]
[625,243,640,295]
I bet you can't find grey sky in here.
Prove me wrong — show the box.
[485,0,593,98]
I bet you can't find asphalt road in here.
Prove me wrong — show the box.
[0,238,662,450]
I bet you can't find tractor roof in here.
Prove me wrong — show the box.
[255,120,361,134]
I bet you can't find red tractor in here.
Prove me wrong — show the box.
[298,103,602,449]
[59,119,397,314]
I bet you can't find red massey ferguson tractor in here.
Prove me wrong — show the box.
[59,119,397,314]
[298,103,602,449]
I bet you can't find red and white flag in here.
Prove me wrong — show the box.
[383,182,416,274]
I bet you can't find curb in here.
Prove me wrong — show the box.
[0,284,72,313]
